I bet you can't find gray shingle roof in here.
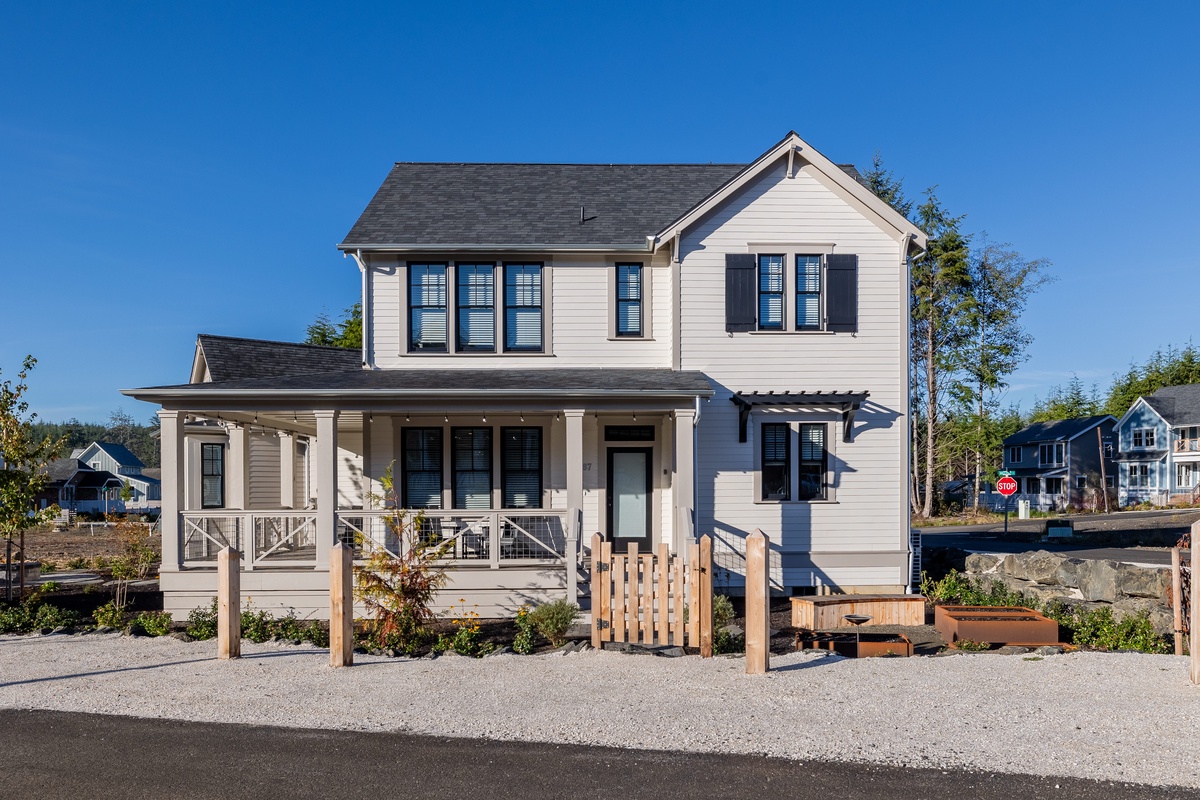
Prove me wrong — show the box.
[339,161,871,250]
[1143,384,1200,426]
[1004,415,1115,446]
[90,441,144,469]
[42,458,87,483]
[198,335,361,382]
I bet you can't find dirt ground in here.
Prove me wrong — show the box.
[13,525,156,567]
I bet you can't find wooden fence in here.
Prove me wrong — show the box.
[589,533,713,657]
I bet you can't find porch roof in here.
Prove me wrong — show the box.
[1115,450,1168,463]
[124,367,714,401]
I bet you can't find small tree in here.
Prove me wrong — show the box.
[353,466,450,651]
[0,357,65,601]
[119,480,133,504]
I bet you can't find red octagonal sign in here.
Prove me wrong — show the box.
[997,476,1019,497]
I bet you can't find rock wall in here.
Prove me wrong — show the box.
[963,550,1175,635]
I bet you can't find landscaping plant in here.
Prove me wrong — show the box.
[434,602,493,657]
[711,593,744,655]
[512,605,536,654]
[353,466,450,653]
[528,599,579,648]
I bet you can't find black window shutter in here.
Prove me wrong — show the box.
[825,254,858,333]
[725,253,757,332]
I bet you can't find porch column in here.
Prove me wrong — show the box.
[565,409,585,606]
[674,408,696,554]
[314,410,339,570]
[158,410,185,572]
[227,424,249,510]
[279,432,296,509]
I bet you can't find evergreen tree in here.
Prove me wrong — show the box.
[305,302,362,349]
[1029,376,1101,422]
[1103,343,1200,417]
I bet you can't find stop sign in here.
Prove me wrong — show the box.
[997,476,1019,496]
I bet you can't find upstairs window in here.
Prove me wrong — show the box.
[1039,442,1064,466]
[501,427,542,509]
[402,428,443,509]
[795,255,822,330]
[760,423,789,500]
[201,443,224,509]
[456,264,495,352]
[504,264,543,352]
[798,424,828,500]
[452,428,492,509]
[616,263,643,337]
[1132,427,1156,448]
[1007,446,1022,464]
[409,264,448,352]
[758,255,784,330]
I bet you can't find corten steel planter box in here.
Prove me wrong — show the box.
[934,605,1060,645]
[795,631,914,658]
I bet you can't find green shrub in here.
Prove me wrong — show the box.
[512,605,536,654]
[134,611,173,637]
[93,601,127,629]
[67,557,88,570]
[240,605,274,643]
[186,599,219,640]
[303,620,329,648]
[0,604,29,634]
[31,603,78,631]
[954,639,991,651]
[40,561,56,574]
[711,594,743,655]
[528,599,579,648]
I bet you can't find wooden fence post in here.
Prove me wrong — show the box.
[1192,521,1199,684]
[699,534,713,658]
[217,546,241,660]
[590,533,603,649]
[330,542,354,668]
[1173,546,1183,657]
[745,529,770,674]
[686,544,699,646]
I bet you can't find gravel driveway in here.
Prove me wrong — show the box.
[1,634,1197,789]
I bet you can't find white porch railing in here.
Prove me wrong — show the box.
[335,509,576,568]
[181,511,319,569]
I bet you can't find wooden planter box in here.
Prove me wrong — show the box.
[796,631,914,658]
[791,594,926,630]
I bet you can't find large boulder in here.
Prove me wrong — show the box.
[1055,557,1086,589]
[1117,564,1171,600]
[1112,597,1174,636]
[1003,550,1066,585]
[964,553,1000,574]
[1077,559,1121,603]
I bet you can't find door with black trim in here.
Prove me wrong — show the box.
[607,447,652,553]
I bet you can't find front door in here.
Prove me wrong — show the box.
[607,447,652,553]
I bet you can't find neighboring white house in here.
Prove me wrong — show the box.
[73,441,162,510]
[124,131,926,620]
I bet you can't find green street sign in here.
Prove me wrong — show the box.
[997,470,1016,477]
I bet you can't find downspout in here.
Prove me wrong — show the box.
[900,233,917,594]
[347,249,372,369]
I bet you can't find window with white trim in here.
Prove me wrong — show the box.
[1128,464,1151,488]
[615,263,643,337]
[757,255,784,331]
[761,424,790,501]
[1075,475,1086,489]
[456,263,495,352]
[409,263,448,352]
[1177,463,1197,490]
[1007,445,1022,464]
[201,443,224,509]
[798,424,827,500]
[1045,477,1064,495]
[504,264,543,352]
[795,255,821,330]
[1132,427,1156,448]
[1039,442,1064,466]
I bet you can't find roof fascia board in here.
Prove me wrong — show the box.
[189,340,209,384]
[1064,415,1117,441]
[652,132,927,250]
[338,243,653,253]
[122,386,715,400]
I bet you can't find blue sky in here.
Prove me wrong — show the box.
[2,1,1196,423]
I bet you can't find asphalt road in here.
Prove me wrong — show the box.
[2,709,1197,800]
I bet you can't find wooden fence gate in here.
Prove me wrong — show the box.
[589,533,713,657]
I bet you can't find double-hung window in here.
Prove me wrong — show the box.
[501,427,542,508]
[1132,428,1155,448]
[409,264,448,351]
[402,428,443,509]
[798,424,827,500]
[616,263,643,337]
[452,428,492,509]
[1129,464,1150,488]
[456,264,495,352]
[761,424,790,500]
[795,255,821,330]
[1007,446,1022,464]
[758,255,785,330]
[201,443,224,509]
[504,264,543,352]
[1039,442,1064,466]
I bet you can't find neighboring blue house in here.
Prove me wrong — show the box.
[1114,384,1200,506]
[1002,415,1116,511]
[71,441,161,509]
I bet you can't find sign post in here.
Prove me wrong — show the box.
[997,471,1018,536]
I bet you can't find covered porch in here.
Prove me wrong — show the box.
[137,369,711,619]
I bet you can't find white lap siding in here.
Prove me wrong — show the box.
[246,431,281,510]
[680,161,909,592]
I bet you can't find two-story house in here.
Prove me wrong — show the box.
[1001,416,1116,511]
[72,441,161,510]
[1114,384,1200,506]
[124,132,927,620]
